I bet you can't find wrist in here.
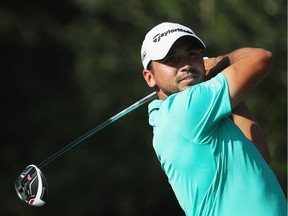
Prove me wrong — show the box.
[205,56,230,80]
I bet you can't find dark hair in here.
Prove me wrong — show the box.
[147,61,154,73]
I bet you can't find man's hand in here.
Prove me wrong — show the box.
[204,56,230,80]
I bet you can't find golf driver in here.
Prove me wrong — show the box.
[15,91,157,206]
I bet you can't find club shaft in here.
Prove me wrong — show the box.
[38,92,157,168]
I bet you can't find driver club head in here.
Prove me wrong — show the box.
[15,164,48,207]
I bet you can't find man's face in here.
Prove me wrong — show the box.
[149,37,205,98]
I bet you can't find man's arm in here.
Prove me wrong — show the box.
[204,52,272,163]
[230,102,271,164]
[220,48,273,108]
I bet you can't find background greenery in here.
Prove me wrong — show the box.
[1,0,286,215]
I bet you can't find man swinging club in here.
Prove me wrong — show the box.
[141,22,286,216]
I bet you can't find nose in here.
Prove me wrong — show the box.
[179,64,193,73]
[178,57,193,73]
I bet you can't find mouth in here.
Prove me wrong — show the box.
[179,74,198,83]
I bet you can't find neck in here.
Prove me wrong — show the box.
[157,91,168,100]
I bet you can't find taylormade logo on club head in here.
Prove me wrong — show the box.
[152,28,194,43]
[15,164,48,207]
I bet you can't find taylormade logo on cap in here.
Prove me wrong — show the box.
[141,22,206,69]
[152,28,194,43]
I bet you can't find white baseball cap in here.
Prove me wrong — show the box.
[141,22,206,69]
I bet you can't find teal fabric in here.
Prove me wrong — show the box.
[148,74,286,216]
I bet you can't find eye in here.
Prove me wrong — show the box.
[163,55,177,64]
[187,50,199,58]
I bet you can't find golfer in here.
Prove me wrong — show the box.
[141,22,286,216]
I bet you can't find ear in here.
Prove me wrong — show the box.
[142,69,156,88]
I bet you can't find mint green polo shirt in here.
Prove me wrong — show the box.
[148,74,286,216]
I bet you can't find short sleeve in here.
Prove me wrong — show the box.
[165,73,231,144]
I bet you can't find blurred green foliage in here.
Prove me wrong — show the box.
[1,0,286,215]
